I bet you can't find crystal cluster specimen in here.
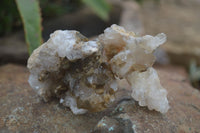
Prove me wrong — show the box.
[27,24,169,114]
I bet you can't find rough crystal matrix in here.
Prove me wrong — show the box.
[27,24,169,114]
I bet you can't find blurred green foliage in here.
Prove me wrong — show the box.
[15,0,43,54]
[82,0,111,21]
[0,0,81,36]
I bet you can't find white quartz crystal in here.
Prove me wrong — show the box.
[27,24,169,114]
[127,68,169,113]
[99,24,166,78]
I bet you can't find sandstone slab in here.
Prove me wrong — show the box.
[0,64,200,132]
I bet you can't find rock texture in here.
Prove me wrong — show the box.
[27,25,169,114]
[0,64,200,132]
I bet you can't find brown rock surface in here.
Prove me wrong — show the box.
[0,64,200,132]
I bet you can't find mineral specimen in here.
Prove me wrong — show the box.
[27,24,169,114]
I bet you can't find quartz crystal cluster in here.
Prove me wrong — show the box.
[27,24,169,114]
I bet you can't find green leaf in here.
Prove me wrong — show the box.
[82,0,111,21]
[15,0,42,54]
